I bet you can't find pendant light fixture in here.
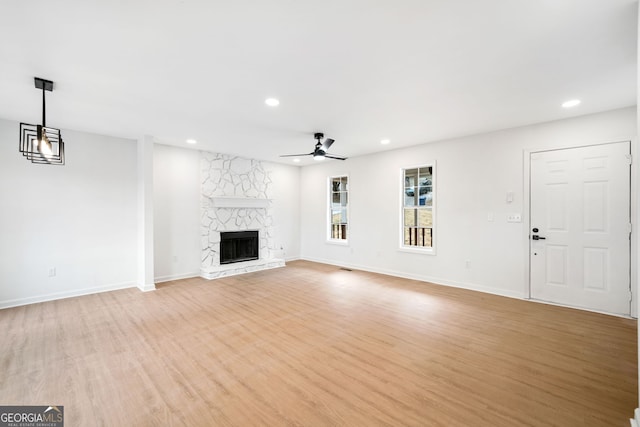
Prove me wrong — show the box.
[19,77,65,165]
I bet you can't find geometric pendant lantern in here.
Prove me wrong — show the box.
[19,77,65,165]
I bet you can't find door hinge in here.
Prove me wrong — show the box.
[626,153,632,165]
[629,223,633,236]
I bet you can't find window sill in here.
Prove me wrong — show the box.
[326,239,349,246]
[398,246,436,255]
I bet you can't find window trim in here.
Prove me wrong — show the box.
[327,174,350,245]
[399,162,436,255]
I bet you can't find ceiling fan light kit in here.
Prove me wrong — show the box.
[280,132,347,161]
[19,77,65,165]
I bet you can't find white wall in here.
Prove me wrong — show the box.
[0,118,138,308]
[268,161,301,260]
[153,144,301,283]
[300,107,637,299]
[153,144,201,282]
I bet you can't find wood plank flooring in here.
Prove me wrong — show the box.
[0,260,636,426]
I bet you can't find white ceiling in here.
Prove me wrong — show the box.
[0,0,636,165]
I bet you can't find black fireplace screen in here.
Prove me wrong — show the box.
[220,231,259,264]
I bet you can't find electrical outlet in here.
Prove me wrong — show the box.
[507,213,522,223]
[173,255,178,263]
[48,268,56,277]
[465,260,470,269]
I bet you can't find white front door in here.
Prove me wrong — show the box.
[530,142,631,316]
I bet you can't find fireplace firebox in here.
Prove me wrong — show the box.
[220,231,259,264]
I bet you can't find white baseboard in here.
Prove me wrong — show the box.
[0,281,137,310]
[298,256,524,300]
[630,408,640,427]
[201,258,285,280]
[137,283,156,292]
[525,297,633,319]
[154,271,200,284]
[298,257,637,317]
[156,263,303,283]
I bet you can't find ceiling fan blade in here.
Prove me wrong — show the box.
[280,153,313,157]
[321,138,335,151]
[324,154,347,160]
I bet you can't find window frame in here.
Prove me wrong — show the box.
[399,162,436,255]
[326,174,350,245]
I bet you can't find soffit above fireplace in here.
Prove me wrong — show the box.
[207,197,270,209]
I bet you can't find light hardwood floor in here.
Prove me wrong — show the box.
[0,260,636,426]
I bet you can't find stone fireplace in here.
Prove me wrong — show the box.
[200,153,285,279]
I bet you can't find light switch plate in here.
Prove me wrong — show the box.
[506,191,514,203]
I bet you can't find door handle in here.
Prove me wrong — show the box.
[532,235,546,240]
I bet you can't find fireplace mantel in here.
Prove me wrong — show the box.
[207,197,271,209]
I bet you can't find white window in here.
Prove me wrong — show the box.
[328,175,348,242]
[402,165,434,251]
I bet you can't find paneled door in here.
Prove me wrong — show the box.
[530,142,631,315]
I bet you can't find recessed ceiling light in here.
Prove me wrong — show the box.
[562,99,581,108]
[265,98,280,107]
[186,139,197,144]
[293,158,300,163]
[380,139,391,145]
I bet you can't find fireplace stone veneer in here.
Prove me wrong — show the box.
[200,153,284,279]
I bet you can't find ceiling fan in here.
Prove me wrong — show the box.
[280,132,347,161]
